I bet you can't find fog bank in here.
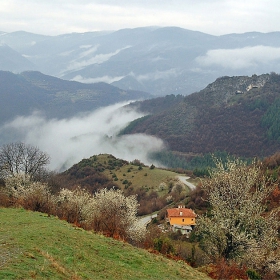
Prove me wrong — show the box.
[0,102,165,171]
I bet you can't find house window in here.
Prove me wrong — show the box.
[191,219,194,221]
[182,219,184,222]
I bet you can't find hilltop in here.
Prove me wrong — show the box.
[123,73,280,159]
[52,154,195,215]
[0,208,210,280]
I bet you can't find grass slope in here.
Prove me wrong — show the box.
[105,163,182,194]
[0,208,210,280]
[62,154,190,196]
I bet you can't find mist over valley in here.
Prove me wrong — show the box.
[2,3,280,279]
[0,101,166,171]
[1,27,280,172]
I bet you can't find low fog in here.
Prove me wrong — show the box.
[0,102,165,172]
[196,46,280,70]
[64,45,131,73]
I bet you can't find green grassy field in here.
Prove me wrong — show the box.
[105,164,183,194]
[0,208,210,280]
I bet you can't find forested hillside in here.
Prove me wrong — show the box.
[124,73,280,159]
[0,70,151,124]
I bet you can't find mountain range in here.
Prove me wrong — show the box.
[1,69,280,161]
[1,27,280,96]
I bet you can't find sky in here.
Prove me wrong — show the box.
[1,0,280,36]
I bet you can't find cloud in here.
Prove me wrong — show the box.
[1,102,165,171]
[72,75,125,84]
[64,45,131,73]
[130,68,178,82]
[78,45,99,58]
[79,45,92,49]
[59,50,75,57]
[196,46,280,69]
[71,68,178,84]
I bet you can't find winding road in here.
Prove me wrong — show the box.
[137,176,196,227]
[137,214,157,227]
[176,176,196,191]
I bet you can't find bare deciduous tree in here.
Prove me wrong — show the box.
[196,158,280,276]
[0,142,50,180]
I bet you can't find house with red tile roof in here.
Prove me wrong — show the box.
[166,205,197,235]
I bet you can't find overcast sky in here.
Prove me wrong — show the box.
[1,0,280,36]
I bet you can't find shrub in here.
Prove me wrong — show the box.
[4,174,53,213]
[55,187,93,225]
[208,258,248,280]
[153,236,175,255]
[246,269,261,280]
[88,188,146,242]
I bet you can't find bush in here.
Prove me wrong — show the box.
[150,164,155,170]
[208,258,248,280]
[246,269,261,280]
[3,176,146,244]
[4,174,53,213]
[55,187,93,225]
[88,188,146,242]
[153,236,175,255]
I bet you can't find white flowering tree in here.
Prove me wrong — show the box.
[56,187,93,224]
[90,188,146,242]
[196,158,280,275]
[55,187,146,242]
[4,174,52,212]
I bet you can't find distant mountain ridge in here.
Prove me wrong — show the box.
[1,27,280,96]
[123,73,280,158]
[0,44,35,72]
[0,70,151,124]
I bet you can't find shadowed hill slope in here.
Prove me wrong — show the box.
[0,70,151,124]
[124,73,280,158]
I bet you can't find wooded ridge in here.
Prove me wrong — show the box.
[124,73,280,159]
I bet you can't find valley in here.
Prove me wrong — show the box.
[1,24,280,280]
[1,70,280,171]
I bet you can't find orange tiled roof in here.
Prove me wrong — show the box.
[166,208,196,218]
